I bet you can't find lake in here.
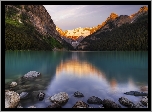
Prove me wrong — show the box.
[5,51,148,108]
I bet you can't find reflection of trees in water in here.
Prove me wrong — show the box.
[78,51,148,83]
[5,51,65,78]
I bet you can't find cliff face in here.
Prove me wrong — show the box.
[5,5,63,50]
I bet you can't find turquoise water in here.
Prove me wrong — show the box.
[5,51,148,108]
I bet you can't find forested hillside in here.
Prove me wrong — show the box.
[5,5,65,50]
[77,14,148,51]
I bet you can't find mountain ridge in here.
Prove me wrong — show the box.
[56,6,148,49]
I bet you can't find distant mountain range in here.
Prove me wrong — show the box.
[56,6,148,51]
[5,5,148,51]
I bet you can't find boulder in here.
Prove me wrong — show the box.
[87,96,102,104]
[102,99,121,108]
[74,91,84,97]
[140,96,148,106]
[20,92,31,100]
[46,103,62,108]
[72,101,89,108]
[5,90,20,108]
[10,82,17,88]
[22,71,41,80]
[50,92,69,105]
[119,97,135,108]
[37,92,45,101]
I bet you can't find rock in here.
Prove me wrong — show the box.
[46,103,62,108]
[50,92,69,105]
[119,97,135,108]
[37,92,45,101]
[28,106,36,108]
[22,71,41,80]
[140,96,148,106]
[87,96,102,104]
[72,101,89,108]
[5,90,20,108]
[102,99,121,108]
[20,92,31,100]
[10,82,17,87]
[124,91,148,96]
[74,91,84,97]
[134,102,145,108]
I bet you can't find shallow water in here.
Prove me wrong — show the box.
[5,51,148,108]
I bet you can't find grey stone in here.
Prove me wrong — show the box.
[74,91,84,97]
[50,92,69,105]
[20,92,31,100]
[87,96,102,104]
[72,101,89,108]
[102,99,121,108]
[46,103,62,108]
[140,96,148,106]
[119,97,135,108]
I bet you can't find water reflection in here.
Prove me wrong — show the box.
[43,52,145,108]
[56,60,106,79]
[5,51,148,108]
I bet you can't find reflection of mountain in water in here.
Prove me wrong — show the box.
[56,59,106,79]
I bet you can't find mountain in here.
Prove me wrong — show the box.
[56,24,105,48]
[5,5,68,50]
[77,6,148,51]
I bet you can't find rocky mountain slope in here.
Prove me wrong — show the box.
[77,6,148,51]
[5,5,71,50]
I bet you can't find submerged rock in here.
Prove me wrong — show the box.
[102,99,121,108]
[33,84,44,90]
[134,102,145,108]
[46,103,62,108]
[20,92,31,100]
[50,92,69,105]
[74,91,84,97]
[124,91,148,96]
[119,97,135,108]
[72,101,89,108]
[87,96,102,104]
[140,96,148,106]
[22,71,41,80]
[10,82,17,88]
[37,92,45,101]
[5,90,20,108]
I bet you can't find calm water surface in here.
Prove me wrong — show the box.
[5,51,148,108]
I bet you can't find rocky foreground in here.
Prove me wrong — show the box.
[5,71,148,108]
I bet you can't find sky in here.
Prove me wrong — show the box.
[43,5,148,31]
